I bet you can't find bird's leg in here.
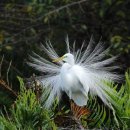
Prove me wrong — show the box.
[70,100,90,120]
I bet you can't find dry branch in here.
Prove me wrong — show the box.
[0,79,17,97]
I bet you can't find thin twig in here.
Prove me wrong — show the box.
[6,60,12,85]
[3,106,11,121]
[0,55,4,77]
[0,79,17,97]
[37,0,88,21]
[3,59,23,77]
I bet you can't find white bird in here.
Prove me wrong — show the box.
[28,37,121,108]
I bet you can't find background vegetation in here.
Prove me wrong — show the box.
[0,0,130,129]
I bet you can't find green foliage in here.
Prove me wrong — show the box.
[112,71,130,129]
[87,98,109,128]
[0,77,57,130]
[0,115,17,130]
[82,97,119,129]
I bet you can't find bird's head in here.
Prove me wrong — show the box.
[53,53,74,65]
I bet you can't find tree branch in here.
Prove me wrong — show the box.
[0,0,88,48]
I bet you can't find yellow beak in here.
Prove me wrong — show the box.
[52,56,64,62]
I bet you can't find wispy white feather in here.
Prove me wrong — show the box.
[41,41,63,65]
[28,37,121,108]
[65,35,70,53]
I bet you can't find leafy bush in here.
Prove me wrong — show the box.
[0,77,56,130]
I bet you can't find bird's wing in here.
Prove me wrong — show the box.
[41,41,64,65]
[27,52,61,74]
[28,55,63,108]
[27,41,64,74]
[74,37,120,76]
[69,65,89,106]
[72,37,121,107]
[27,42,64,108]
[71,65,90,93]
[40,74,62,108]
[71,64,119,107]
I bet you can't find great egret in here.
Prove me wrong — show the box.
[28,37,121,109]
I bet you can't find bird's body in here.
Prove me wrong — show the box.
[28,37,121,108]
[60,63,87,106]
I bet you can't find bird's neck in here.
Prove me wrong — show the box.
[61,63,71,72]
[67,59,75,65]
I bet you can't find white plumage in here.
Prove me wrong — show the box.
[28,37,121,108]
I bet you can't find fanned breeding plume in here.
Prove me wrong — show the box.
[27,37,121,108]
